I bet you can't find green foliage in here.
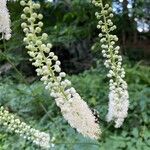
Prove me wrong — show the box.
[1,0,98,74]
[0,1,25,63]
[0,0,149,149]
[0,63,149,149]
[1,0,149,76]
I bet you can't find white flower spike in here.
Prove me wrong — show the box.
[20,0,101,139]
[0,106,52,149]
[0,0,11,40]
[92,0,129,128]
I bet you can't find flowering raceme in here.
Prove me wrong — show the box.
[92,0,129,128]
[0,106,52,149]
[0,1,53,148]
[20,0,101,139]
[0,0,11,40]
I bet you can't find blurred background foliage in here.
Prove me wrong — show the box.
[0,0,149,149]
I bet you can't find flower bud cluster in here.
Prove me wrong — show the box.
[92,0,129,128]
[0,106,51,149]
[0,0,11,40]
[20,0,101,139]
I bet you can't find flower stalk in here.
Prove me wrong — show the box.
[92,0,129,128]
[20,0,101,139]
[0,0,11,40]
[0,106,51,149]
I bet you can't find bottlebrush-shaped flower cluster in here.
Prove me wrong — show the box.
[92,0,129,128]
[20,0,101,139]
[0,106,52,149]
[0,0,11,40]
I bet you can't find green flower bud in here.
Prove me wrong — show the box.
[23,28,29,33]
[23,7,30,14]
[36,40,42,45]
[35,27,41,33]
[21,14,26,20]
[38,14,43,20]
[21,22,27,28]
[20,1,26,6]
[97,25,101,29]
[42,33,48,40]
[38,22,43,27]
[33,3,40,9]
[47,43,52,48]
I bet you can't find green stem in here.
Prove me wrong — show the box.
[28,1,68,101]
[100,0,120,87]
[0,38,28,84]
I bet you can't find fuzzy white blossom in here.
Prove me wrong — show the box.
[61,96,100,138]
[20,0,101,139]
[93,0,129,128]
[0,0,11,40]
[106,90,129,128]
[0,106,52,149]
[0,1,52,148]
